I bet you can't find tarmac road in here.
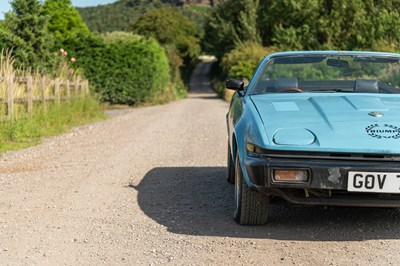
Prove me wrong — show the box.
[0,62,400,265]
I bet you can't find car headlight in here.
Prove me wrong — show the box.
[246,143,263,158]
[246,143,256,153]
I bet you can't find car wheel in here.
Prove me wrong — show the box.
[227,143,235,184]
[234,153,269,225]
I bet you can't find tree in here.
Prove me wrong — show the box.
[42,0,90,47]
[257,0,400,51]
[237,0,260,45]
[1,0,52,70]
[257,0,321,50]
[0,22,6,50]
[76,0,175,33]
[131,6,201,87]
[205,0,400,55]
[132,6,201,63]
[203,0,260,58]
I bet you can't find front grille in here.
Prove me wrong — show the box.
[259,149,400,162]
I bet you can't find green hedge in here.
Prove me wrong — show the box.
[66,32,170,105]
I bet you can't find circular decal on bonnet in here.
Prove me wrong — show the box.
[365,124,400,139]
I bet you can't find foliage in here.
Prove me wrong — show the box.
[221,43,277,80]
[203,0,260,58]
[131,5,201,91]
[76,0,211,33]
[181,4,210,38]
[132,6,201,63]
[0,25,6,49]
[205,0,400,57]
[206,0,400,102]
[64,32,172,105]
[382,64,400,87]
[42,0,90,47]
[0,0,53,70]
[76,0,148,33]
[77,0,185,33]
[76,0,204,91]
[0,97,104,152]
[0,40,103,153]
[258,0,400,51]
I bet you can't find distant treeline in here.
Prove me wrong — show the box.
[77,0,213,33]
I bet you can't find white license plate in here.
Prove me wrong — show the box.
[348,171,400,193]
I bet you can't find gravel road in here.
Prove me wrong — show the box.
[1,62,400,265]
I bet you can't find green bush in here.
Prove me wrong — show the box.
[221,43,278,80]
[66,32,171,105]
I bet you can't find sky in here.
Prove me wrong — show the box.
[0,0,118,20]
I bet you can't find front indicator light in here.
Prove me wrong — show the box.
[246,143,255,153]
[273,169,309,182]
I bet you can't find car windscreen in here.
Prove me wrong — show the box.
[250,55,400,95]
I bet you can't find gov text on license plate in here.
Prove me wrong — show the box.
[348,171,400,193]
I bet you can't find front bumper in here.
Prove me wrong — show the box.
[244,155,400,207]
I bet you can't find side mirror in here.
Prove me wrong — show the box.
[226,78,244,91]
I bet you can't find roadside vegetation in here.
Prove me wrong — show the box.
[203,0,400,100]
[65,32,176,105]
[0,50,104,152]
[0,0,102,151]
[0,97,104,152]
[0,0,207,151]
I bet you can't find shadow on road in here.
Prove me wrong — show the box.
[131,167,400,241]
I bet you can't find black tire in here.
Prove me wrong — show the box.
[234,154,269,225]
[227,143,235,184]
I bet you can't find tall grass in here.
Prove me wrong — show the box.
[0,97,104,152]
[0,50,105,152]
[0,50,30,105]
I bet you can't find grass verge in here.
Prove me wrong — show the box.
[0,96,105,152]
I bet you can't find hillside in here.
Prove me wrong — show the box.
[77,0,212,33]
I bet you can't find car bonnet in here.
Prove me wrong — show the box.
[250,93,400,153]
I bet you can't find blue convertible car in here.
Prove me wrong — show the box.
[226,51,400,225]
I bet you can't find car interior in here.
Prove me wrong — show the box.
[251,78,399,94]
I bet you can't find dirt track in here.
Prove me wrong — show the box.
[1,62,400,265]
